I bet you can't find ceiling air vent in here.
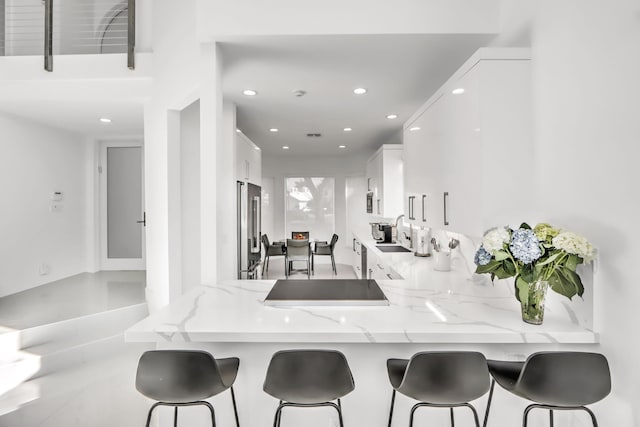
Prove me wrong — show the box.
[306,133,322,138]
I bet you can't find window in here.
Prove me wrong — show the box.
[285,177,334,240]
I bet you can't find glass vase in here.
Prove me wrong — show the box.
[521,280,549,325]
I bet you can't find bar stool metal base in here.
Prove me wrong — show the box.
[272,399,344,427]
[144,401,216,427]
[407,402,481,427]
[523,403,599,427]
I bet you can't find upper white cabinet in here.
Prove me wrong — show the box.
[366,144,403,218]
[236,133,262,185]
[403,48,533,238]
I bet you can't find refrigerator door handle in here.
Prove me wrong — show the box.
[251,195,261,253]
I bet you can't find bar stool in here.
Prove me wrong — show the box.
[135,350,241,427]
[386,351,490,427]
[483,351,611,427]
[263,349,355,427]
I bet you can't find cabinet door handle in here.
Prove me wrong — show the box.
[377,263,384,269]
[377,199,381,215]
[444,191,449,226]
[408,196,415,220]
[353,238,356,251]
[421,194,427,222]
[386,273,393,279]
[368,268,373,279]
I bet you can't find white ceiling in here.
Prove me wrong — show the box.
[0,34,496,148]
[221,34,496,157]
[0,78,149,138]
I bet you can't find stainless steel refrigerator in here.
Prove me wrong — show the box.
[237,181,262,279]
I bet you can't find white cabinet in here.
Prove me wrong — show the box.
[236,133,262,185]
[366,144,403,218]
[403,48,533,237]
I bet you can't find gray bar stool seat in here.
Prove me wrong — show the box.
[484,351,611,427]
[387,351,490,427]
[263,350,355,427]
[135,350,241,427]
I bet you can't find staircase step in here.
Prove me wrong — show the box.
[18,302,148,349]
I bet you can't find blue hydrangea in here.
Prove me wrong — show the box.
[474,246,492,266]
[509,228,542,264]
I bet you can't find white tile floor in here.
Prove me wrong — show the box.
[259,259,356,280]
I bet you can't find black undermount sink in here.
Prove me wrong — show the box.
[376,245,412,253]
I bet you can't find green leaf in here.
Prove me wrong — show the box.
[519,222,532,230]
[504,260,517,276]
[520,264,536,283]
[493,251,510,261]
[560,266,585,298]
[548,267,584,300]
[537,252,561,267]
[475,261,500,274]
[515,275,530,304]
[494,266,514,280]
[565,254,579,271]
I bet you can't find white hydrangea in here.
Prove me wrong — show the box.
[552,231,594,262]
[482,227,510,254]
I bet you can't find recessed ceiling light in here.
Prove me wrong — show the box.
[235,129,241,133]
[269,128,279,132]
[409,126,421,131]
[452,88,465,95]
[343,127,353,132]
[338,145,346,149]
[353,88,367,95]
[254,146,261,151]
[386,114,398,119]
[282,146,290,150]
[242,89,257,96]
[99,118,111,123]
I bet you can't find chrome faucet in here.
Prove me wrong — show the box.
[395,214,405,229]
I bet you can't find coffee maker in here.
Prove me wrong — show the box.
[378,224,394,243]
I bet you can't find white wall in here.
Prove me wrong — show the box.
[0,112,89,297]
[180,100,201,294]
[495,0,640,423]
[262,152,369,266]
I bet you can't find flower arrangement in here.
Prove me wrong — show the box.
[474,223,594,303]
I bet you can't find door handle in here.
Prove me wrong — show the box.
[422,194,427,222]
[136,212,146,227]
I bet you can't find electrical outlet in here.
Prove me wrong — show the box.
[38,263,50,275]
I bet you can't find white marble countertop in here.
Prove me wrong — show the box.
[126,267,597,344]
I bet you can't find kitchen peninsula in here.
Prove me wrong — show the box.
[126,253,597,427]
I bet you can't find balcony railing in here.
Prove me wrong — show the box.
[1,0,135,71]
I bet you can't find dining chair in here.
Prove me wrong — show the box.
[261,234,286,275]
[291,231,310,240]
[312,233,339,274]
[285,238,311,278]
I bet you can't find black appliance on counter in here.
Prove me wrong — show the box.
[374,224,394,244]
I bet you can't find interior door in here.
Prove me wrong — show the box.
[100,141,146,270]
